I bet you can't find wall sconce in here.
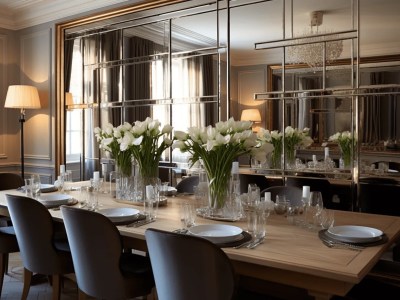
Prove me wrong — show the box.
[4,85,41,178]
[240,108,262,132]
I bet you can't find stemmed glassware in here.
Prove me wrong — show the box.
[305,191,324,230]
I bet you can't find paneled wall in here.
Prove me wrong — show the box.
[0,25,55,183]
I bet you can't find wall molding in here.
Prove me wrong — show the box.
[0,34,7,158]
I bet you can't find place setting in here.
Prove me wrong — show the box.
[319,225,388,249]
[37,193,78,209]
[96,207,148,226]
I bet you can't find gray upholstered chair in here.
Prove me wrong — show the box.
[60,205,155,300]
[0,173,24,296]
[175,175,199,194]
[145,228,237,300]
[6,194,74,300]
[261,186,303,206]
[0,226,19,297]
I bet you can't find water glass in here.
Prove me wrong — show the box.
[180,202,196,228]
[274,195,289,215]
[247,184,260,206]
[144,178,160,219]
[24,178,33,198]
[31,174,41,199]
[86,186,98,211]
[247,201,269,238]
[304,191,324,229]
[317,208,335,229]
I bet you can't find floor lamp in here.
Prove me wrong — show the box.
[4,85,41,179]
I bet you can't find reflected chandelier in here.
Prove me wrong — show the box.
[287,11,343,71]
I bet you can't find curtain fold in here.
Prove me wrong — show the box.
[125,36,154,122]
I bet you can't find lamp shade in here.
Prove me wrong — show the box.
[4,85,41,109]
[65,92,74,106]
[240,109,261,122]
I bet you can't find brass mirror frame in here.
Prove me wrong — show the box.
[55,0,185,174]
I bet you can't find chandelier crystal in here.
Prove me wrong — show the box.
[287,11,343,72]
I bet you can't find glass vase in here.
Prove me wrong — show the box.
[285,146,296,169]
[341,150,352,168]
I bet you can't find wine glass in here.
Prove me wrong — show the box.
[305,191,324,229]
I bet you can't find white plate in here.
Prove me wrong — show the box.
[327,225,383,243]
[40,184,57,192]
[98,207,140,222]
[188,224,243,243]
[38,194,71,206]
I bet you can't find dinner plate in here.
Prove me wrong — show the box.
[40,183,58,193]
[188,224,243,243]
[38,194,72,206]
[327,225,383,243]
[98,207,140,222]
[165,187,177,196]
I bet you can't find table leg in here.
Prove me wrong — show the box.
[308,290,333,300]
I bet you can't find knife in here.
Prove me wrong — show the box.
[126,217,155,228]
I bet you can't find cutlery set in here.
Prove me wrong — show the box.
[322,239,365,251]
[234,236,265,249]
[126,217,155,228]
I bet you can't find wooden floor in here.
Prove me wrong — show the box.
[2,253,78,299]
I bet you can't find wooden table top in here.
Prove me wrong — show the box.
[1,187,400,299]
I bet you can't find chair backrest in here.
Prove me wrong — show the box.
[239,174,277,194]
[0,173,24,191]
[261,186,302,206]
[5,194,72,275]
[359,178,400,216]
[145,228,236,300]
[286,175,332,207]
[175,176,199,194]
[60,205,130,299]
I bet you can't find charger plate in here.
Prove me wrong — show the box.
[319,229,387,247]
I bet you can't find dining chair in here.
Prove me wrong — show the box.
[261,186,302,206]
[6,194,74,300]
[175,175,199,194]
[286,173,333,207]
[0,226,19,297]
[145,228,237,300]
[239,174,274,194]
[359,177,400,216]
[0,172,24,295]
[60,205,155,300]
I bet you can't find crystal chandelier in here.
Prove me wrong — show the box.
[287,11,343,71]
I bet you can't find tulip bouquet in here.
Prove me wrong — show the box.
[173,118,272,208]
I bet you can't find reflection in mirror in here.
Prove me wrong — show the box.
[64,2,223,180]
[268,60,400,147]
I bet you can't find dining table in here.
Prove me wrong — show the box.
[1,184,400,300]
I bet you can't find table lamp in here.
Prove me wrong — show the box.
[4,85,41,178]
[240,108,262,132]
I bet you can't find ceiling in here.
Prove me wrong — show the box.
[0,0,134,29]
[0,0,399,65]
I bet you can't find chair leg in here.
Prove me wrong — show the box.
[0,253,7,297]
[78,289,88,300]
[3,253,9,274]
[22,268,33,300]
[51,274,61,300]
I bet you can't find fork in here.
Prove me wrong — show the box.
[234,238,254,249]
[322,240,364,251]
[248,237,265,249]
